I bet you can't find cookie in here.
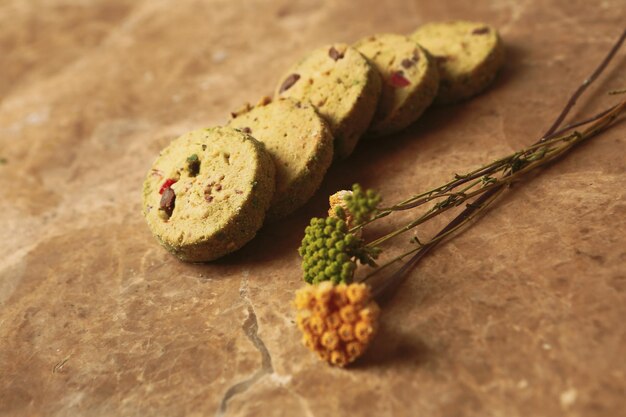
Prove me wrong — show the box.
[142,127,275,262]
[411,21,504,104]
[275,43,382,159]
[228,97,334,220]
[354,34,439,136]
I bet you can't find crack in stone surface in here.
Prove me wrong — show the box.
[216,275,274,417]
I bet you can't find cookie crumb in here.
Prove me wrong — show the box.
[257,96,272,106]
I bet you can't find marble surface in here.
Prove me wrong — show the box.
[1,0,625,416]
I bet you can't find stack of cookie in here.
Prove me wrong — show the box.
[142,21,505,262]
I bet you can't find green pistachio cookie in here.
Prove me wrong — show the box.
[354,34,439,136]
[142,127,275,262]
[275,43,382,159]
[228,97,333,220]
[411,21,504,104]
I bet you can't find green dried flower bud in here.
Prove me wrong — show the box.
[298,215,364,284]
[334,205,346,219]
[343,183,382,226]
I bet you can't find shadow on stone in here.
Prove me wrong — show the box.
[354,325,433,370]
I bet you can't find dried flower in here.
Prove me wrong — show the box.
[334,184,381,227]
[298,217,359,284]
[298,211,383,285]
[294,281,380,367]
[329,190,355,225]
[293,32,626,368]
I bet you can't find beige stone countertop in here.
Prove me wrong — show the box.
[1,0,625,416]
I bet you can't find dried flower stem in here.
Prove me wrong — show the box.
[363,105,624,250]
[357,101,625,233]
[363,29,626,298]
[365,100,626,283]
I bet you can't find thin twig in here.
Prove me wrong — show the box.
[542,103,619,141]
[541,28,626,139]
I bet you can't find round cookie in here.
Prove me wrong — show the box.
[354,34,439,136]
[411,21,504,104]
[228,97,334,220]
[275,43,382,159]
[142,127,275,262]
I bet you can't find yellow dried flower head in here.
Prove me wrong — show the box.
[293,282,380,367]
[294,285,315,309]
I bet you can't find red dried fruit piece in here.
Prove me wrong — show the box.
[389,71,410,88]
[279,73,301,93]
[159,178,177,194]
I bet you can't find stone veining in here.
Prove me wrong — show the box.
[216,274,274,417]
